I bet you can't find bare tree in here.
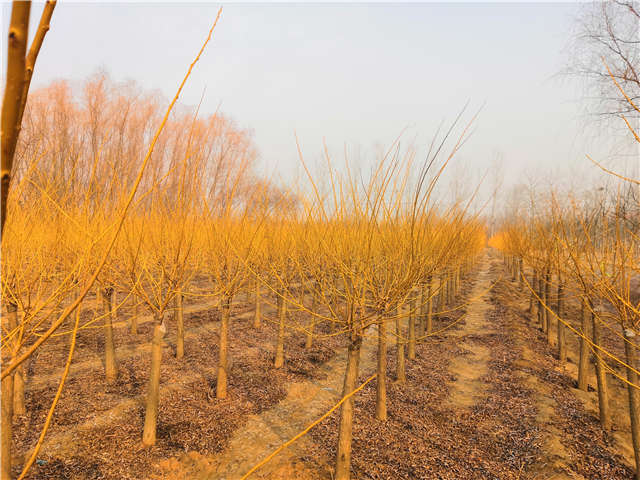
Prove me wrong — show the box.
[568,1,640,122]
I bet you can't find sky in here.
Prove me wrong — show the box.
[2,1,637,210]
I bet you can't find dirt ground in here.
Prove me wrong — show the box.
[11,251,637,479]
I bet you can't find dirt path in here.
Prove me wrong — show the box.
[445,255,495,409]
[441,253,632,479]
[160,325,382,479]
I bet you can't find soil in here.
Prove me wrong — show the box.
[9,251,637,479]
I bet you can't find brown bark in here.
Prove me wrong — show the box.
[426,276,433,335]
[375,317,387,421]
[556,282,566,362]
[438,274,446,309]
[592,303,611,430]
[544,270,552,342]
[395,306,406,384]
[274,292,286,368]
[176,293,184,360]
[102,287,118,384]
[417,283,426,340]
[13,362,25,417]
[536,271,544,329]
[408,294,416,360]
[216,293,232,398]
[518,258,523,287]
[334,333,362,480]
[623,328,640,480]
[305,290,317,349]
[142,317,165,446]
[253,277,261,329]
[6,303,24,417]
[1,370,14,480]
[1,303,18,480]
[577,296,591,391]
[528,272,535,315]
[130,298,138,335]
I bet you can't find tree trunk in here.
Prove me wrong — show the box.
[130,297,138,335]
[417,283,426,340]
[142,317,165,446]
[426,276,433,335]
[518,258,523,287]
[439,274,446,309]
[395,306,406,384]
[216,293,232,398]
[253,277,261,329]
[544,270,552,343]
[577,296,591,391]
[536,271,544,329]
[408,294,416,360]
[305,290,317,349]
[1,370,14,480]
[334,333,363,480]
[556,282,566,362]
[176,293,184,360]
[274,292,286,368]
[7,303,25,417]
[592,303,611,430]
[528,272,535,315]
[12,310,25,417]
[623,328,640,480]
[375,317,387,421]
[1,303,17,480]
[102,287,118,384]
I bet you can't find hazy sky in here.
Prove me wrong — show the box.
[3,2,635,206]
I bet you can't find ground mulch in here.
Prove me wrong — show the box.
[14,296,344,480]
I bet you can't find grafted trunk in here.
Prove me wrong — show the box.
[334,333,362,480]
[253,277,261,329]
[176,293,184,360]
[395,306,406,384]
[142,316,165,446]
[577,296,590,391]
[274,292,286,368]
[623,328,640,480]
[408,294,416,360]
[216,293,232,398]
[102,287,118,383]
[556,282,566,362]
[375,317,387,421]
[592,303,611,430]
